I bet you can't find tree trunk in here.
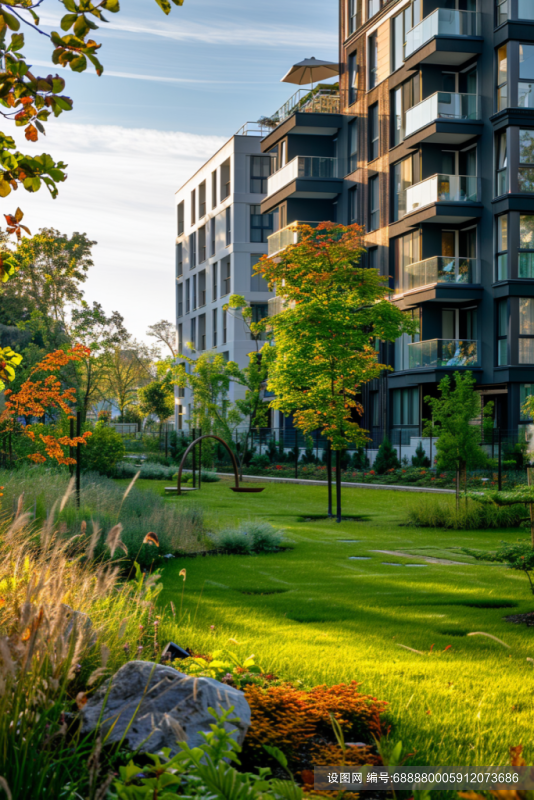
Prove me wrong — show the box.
[335,450,342,523]
[326,440,333,518]
[528,467,534,548]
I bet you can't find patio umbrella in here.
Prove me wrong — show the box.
[281,57,339,90]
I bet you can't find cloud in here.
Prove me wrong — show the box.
[11,122,226,340]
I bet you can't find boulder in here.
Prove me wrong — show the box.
[81,660,251,754]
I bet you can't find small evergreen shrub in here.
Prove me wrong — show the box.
[200,470,220,482]
[83,423,125,476]
[212,521,284,554]
[116,462,176,480]
[373,436,401,474]
[249,453,271,469]
[411,441,431,468]
[350,447,369,469]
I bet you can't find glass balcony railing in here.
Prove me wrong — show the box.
[266,156,338,197]
[399,256,478,293]
[404,92,479,138]
[398,174,479,218]
[408,339,479,369]
[269,87,341,127]
[267,220,320,257]
[404,9,480,60]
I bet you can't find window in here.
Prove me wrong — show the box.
[349,186,358,223]
[368,33,378,89]
[520,383,534,420]
[392,155,415,221]
[251,254,269,291]
[198,270,206,306]
[497,45,507,111]
[210,217,216,257]
[368,103,379,161]
[368,0,379,19]
[348,52,357,105]
[177,282,183,317]
[368,246,378,269]
[391,74,420,146]
[222,309,227,344]
[496,131,508,195]
[250,303,268,340]
[221,159,231,200]
[212,262,218,300]
[198,314,206,351]
[251,156,270,193]
[192,273,197,310]
[250,205,273,243]
[225,207,231,246]
[394,309,420,369]
[496,0,508,25]
[177,201,184,235]
[190,317,196,350]
[189,232,196,269]
[520,297,534,361]
[519,0,534,19]
[497,298,508,364]
[178,323,183,355]
[211,169,217,209]
[392,387,419,427]
[519,129,534,191]
[199,181,206,218]
[519,215,534,277]
[198,225,206,263]
[190,189,196,225]
[349,0,361,33]
[497,214,508,280]
[176,243,183,277]
[392,12,404,72]
[222,258,231,296]
[280,141,287,167]
[519,44,534,109]
[368,174,379,231]
[185,278,190,313]
[212,308,218,347]
[348,119,358,171]
[394,230,420,291]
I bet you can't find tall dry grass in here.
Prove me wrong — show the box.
[405,495,526,529]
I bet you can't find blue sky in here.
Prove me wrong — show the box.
[14,0,337,341]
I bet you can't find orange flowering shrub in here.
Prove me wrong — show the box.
[241,681,387,776]
[0,344,92,465]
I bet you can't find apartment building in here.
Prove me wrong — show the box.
[174,130,274,429]
[258,0,534,454]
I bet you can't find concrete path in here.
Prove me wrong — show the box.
[220,473,456,494]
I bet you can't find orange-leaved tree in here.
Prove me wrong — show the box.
[1,343,92,464]
[256,222,418,521]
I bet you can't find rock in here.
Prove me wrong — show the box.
[161,642,190,662]
[81,660,251,754]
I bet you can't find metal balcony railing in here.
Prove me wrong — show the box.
[267,220,320,256]
[408,338,479,369]
[268,87,340,128]
[398,174,479,218]
[399,256,478,293]
[404,9,480,60]
[267,156,338,197]
[404,92,479,138]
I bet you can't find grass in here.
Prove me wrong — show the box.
[124,476,534,767]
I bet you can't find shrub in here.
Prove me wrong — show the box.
[411,441,430,468]
[300,446,317,465]
[250,453,271,469]
[200,469,220,482]
[350,447,369,469]
[465,540,534,595]
[83,422,125,476]
[115,461,176,480]
[212,528,252,554]
[406,496,526,529]
[145,453,173,466]
[212,520,284,554]
[241,681,386,776]
[373,436,400,474]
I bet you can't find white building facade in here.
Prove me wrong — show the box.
[174,131,273,429]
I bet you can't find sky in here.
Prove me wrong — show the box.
[12,0,338,341]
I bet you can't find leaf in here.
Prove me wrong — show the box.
[10,33,24,50]
[263,744,288,770]
[3,12,20,31]
[70,55,87,72]
[14,207,23,222]
[73,15,90,37]
[0,180,12,198]
[152,0,171,14]
[25,123,38,142]
[62,0,77,12]
[60,13,77,30]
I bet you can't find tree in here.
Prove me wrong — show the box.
[83,421,125,476]
[373,437,400,474]
[147,320,177,357]
[138,379,175,434]
[411,441,431,468]
[103,339,154,419]
[256,222,417,521]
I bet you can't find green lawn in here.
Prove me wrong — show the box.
[133,477,534,766]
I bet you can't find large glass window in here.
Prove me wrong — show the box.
[199,181,206,218]
[368,103,379,161]
[348,52,357,105]
[198,225,206,263]
[250,254,269,291]
[519,0,534,19]
[212,262,218,300]
[496,131,508,195]
[212,309,218,348]
[225,207,231,246]
[185,278,190,313]
[250,156,270,193]
[497,214,508,280]
[250,205,273,243]
[519,215,534,277]
[189,232,196,269]
[392,13,404,72]
[368,0,379,19]
[497,45,508,111]
[221,258,231,296]
[394,230,420,291]
[349,0,362,33]
[392,155,414,221]
[348,119,358,171]
[176,242,183,277]
[519,44,534,108]
[177,282,183,317]
[349,186,358,223]
[368,33,378,89]
[177,201,184,235]
[391,74,420,146]
[498,298,508,364]
[392,387,419,426]
[519,129,534,191]
[519,297,534,361]
[198,270,206,306]
[520,383,534,420]
[368,175,379,231]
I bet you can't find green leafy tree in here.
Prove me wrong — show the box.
[103,339,155,419]
[411,441,431,468]
[257,222,417,520]
[138,378,175,434]
[373,436,400,474]
[147,319,178,357]
[83,421,125,476]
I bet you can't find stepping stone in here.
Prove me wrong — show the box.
[349,556,371,560]
[382,562,403,566]
[406,564,428,567]
[339,539,360,543]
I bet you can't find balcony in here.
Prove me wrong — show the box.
[267,156,338,197]
[408,338,479,369]
[267,220,320,257]
[267,87,340,129]
[404,92,480,139]
[399,256,478,293]
[404,9,480,60]
[399,174,479,219]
